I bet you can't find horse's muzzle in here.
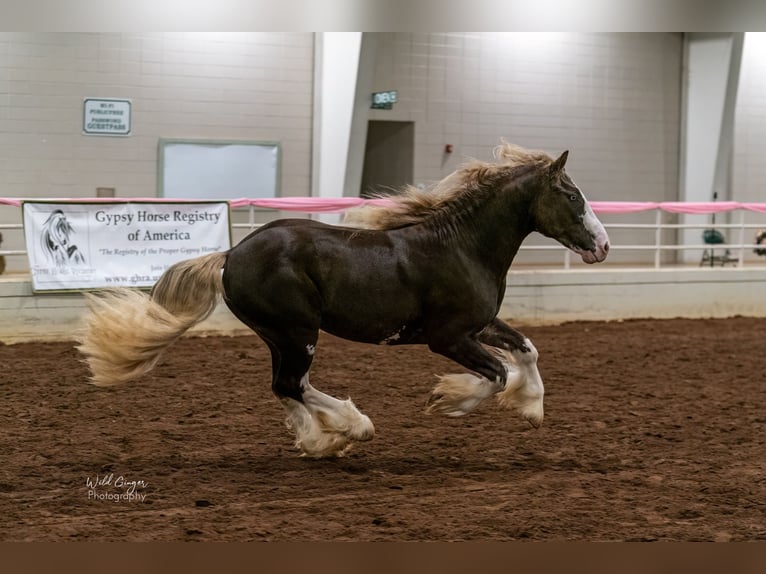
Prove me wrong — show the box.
[576,237,609,264]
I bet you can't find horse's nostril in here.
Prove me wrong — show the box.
[604,241,610,253]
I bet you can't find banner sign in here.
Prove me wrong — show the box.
[22,201,231,292]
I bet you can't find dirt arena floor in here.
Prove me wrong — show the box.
[0,316,764,542]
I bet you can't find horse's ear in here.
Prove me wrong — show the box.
[550,150,569,173]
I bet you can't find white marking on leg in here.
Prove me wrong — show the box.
[301,379,375,442]
[281,398,352,458]
[281,372,374,457]
[494,338,545,427]
[379,325,405,345]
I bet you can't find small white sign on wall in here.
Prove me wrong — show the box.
[83,98,132,136]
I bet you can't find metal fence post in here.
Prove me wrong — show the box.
[738,209,746,266]
[654,209,662,269]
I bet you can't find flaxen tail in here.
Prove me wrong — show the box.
[77,251,227,386]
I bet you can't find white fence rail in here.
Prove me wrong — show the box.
[2,199,766,271]
[559,209,766,269]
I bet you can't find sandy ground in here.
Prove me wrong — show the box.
[0,317,764,541]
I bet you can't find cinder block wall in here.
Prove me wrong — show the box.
[0,32,314,199]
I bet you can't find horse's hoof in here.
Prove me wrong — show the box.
[524,416,542,429]
[346,415,375,441]
[522,406,544,428]
[297,440,354,458]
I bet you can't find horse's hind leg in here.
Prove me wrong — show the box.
[298,379,375,455]
[264,330,374,458]
[478,318,544,427]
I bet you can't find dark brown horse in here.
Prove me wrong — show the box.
[78,142,609,457]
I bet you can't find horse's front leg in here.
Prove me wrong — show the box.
[477,318,544,427]
[477,317,530,352]
[425,335,512,417]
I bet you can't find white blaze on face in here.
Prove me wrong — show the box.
[564,183,609,264]
[579,201,610,264]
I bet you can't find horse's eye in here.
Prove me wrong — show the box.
[569,194,578,201]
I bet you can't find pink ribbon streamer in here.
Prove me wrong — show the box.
[588,201,660,213]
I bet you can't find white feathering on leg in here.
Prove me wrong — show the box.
[301,382,375,442]
[426,372,498,416]
[281,398,354,458]
[492,342,545,427]
[280,376,375,458]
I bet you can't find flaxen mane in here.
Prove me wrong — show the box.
[348,141,554,231]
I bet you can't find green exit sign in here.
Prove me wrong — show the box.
[371,90,398,109]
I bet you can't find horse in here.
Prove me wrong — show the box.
[41,209,86,266]
[77,142,610,458]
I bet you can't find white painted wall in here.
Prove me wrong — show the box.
[733,33,766,252]
[343,34,377,199]
[734,33,766,204]
[4,267,765,343]
[502,268,766,325]
[311,32,361,223]
[0,33,314,200]
[679,33,742,263]
[681,35,733,204]
[365,33,682,201]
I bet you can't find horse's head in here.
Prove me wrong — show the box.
[531,151,609,264]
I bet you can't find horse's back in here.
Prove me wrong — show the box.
[222,218,429,343]
[223,219,328,303]
[228,218,406,276]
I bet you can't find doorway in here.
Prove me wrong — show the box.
[360,121,414,197]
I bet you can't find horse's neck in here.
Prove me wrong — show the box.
[460,185,534,277]
[396,180,535,278]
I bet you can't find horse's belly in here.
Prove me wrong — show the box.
[320,302,424,346]
[322,322,426,346]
